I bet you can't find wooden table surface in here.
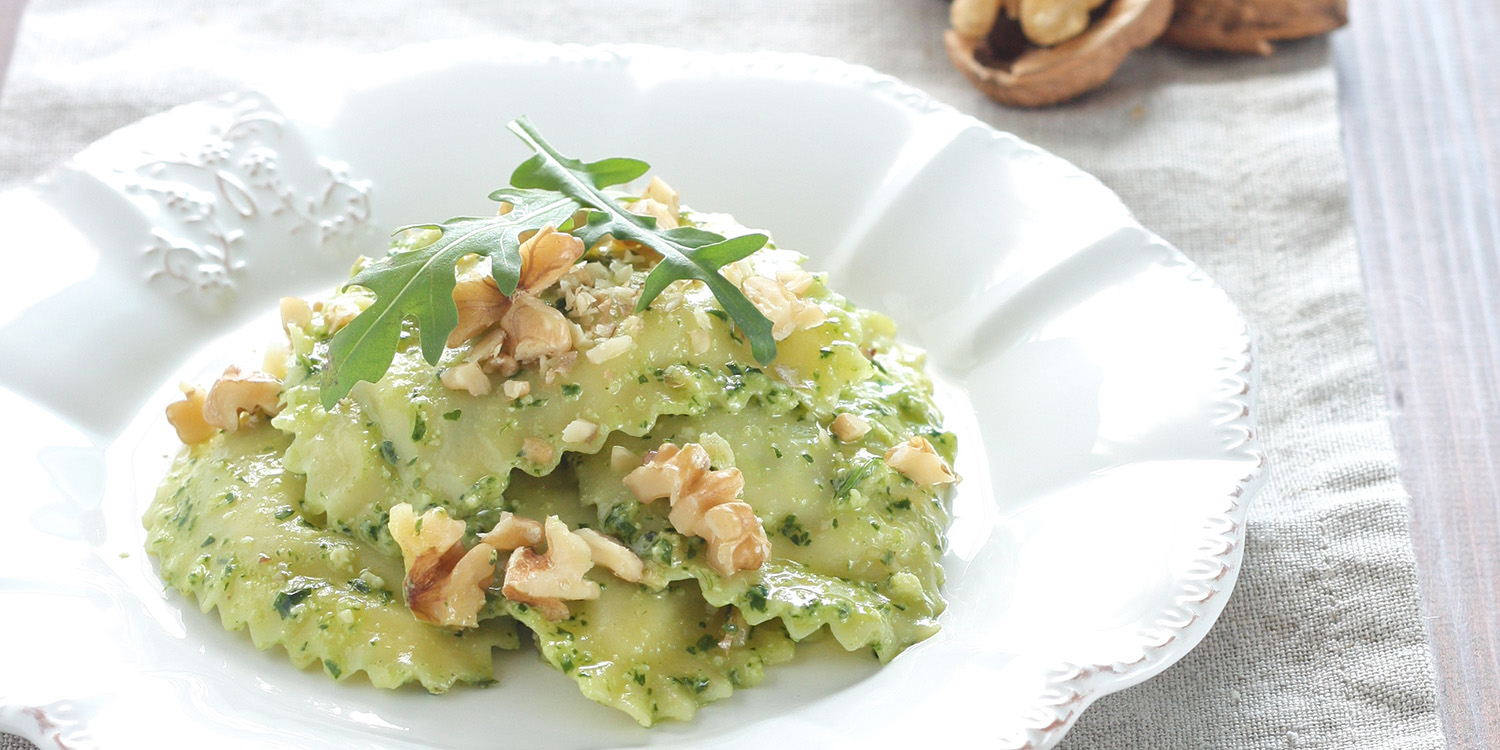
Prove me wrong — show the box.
[0,1,1495,748]
[1332,1,1500,747]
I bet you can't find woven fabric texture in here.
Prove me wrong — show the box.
[0,2,1444,748]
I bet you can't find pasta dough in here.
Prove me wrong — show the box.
[145,209,956,724]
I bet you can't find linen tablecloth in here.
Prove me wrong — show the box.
[0,1,1446,748]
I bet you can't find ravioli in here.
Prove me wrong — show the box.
[145,200,956,725]
[145,425,517,691]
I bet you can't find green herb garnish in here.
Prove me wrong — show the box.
[834,458,879,500]
[778,514,813,547]
[273,587,313,619]
[318,117,776,408]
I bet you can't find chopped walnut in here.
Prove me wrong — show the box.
[574,528,645,583]
[501,516,600,621]
[561,419,598,444]
[560,259,644,338]
[501,293,573,364]
[776,267,817,295]
[448,271,511,347]
[388,503,465,573]
[610,445,640,473]
[699,502,772,579]
[884,436,958,486]
[622,443,691,505]
[440,361,491,397]
[518,225,586,294]
[321,293,370,334]
[440,543,499,629]
[741,276,826,341]
[480,511,545,550]
[539,350,578,385]
[831,413,872,442]
[502,379,531,401]
[387,503,496,629]
[522,436,556,465]
[689,329,711,355]
[585,334,635,364]
[627,198,679,230]
[464,327,520,377]
[201,366,281,432]
[280,296,312,331]
[165,383,215,444]
[721,259,753,288]
[626,177,681,230]
[643,176,680,215]
[623,443,770,575]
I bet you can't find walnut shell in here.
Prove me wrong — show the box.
[1163,0,1347,55]
[945,0,1174,107]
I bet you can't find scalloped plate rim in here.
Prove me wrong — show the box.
[0,41,1265,750]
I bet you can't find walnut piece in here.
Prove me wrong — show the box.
[741,276,826,341]
[610,445,641,473]
[502,379,531,401]
[954,0,1109,47]
[501,293,573,363]
[448,270,511,347]
[952,0,1005,38]
[522,436,555,465]
[884,436,958,486]
[642,177,680,216]
[561,419,598,444]
[584,333,635,364]
[440,361,491,397]
[689,329,711,354]
[387,503,496,629]
[501,516,600,621]
[464,327,520,377]
[830,413,872,442]
[480,511,545,550]
[627,177,681,230]
[320,292,371,334]
[1162,0,1348,55]
[574,528,646,583]
[201,366,281,432]
[280,296,312,331]
[944,0,1173,107]
[623,442,770,576]
[1024,0,1109,46]
[518,225,587,293]
[445,225,582,352]
[699,501,772,577]
[440,543,499,629]
[165,383,215,444]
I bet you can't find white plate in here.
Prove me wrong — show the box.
[0,42,1264,750]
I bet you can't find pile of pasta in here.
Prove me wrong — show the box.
[146,214,957,725]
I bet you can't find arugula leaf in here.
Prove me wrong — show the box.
[507,117,777,364]
[317,118,780,409]
[318,189,578,408]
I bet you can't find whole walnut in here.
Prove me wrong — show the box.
[945,0,1349,107]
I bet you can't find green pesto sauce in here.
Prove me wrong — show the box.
[145,213,955,725]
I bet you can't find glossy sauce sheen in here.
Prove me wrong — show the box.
[145,217,956,725]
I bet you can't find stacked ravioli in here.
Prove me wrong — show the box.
[144,209,957,726]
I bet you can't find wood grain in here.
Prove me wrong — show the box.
[1332,0,1500,747]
